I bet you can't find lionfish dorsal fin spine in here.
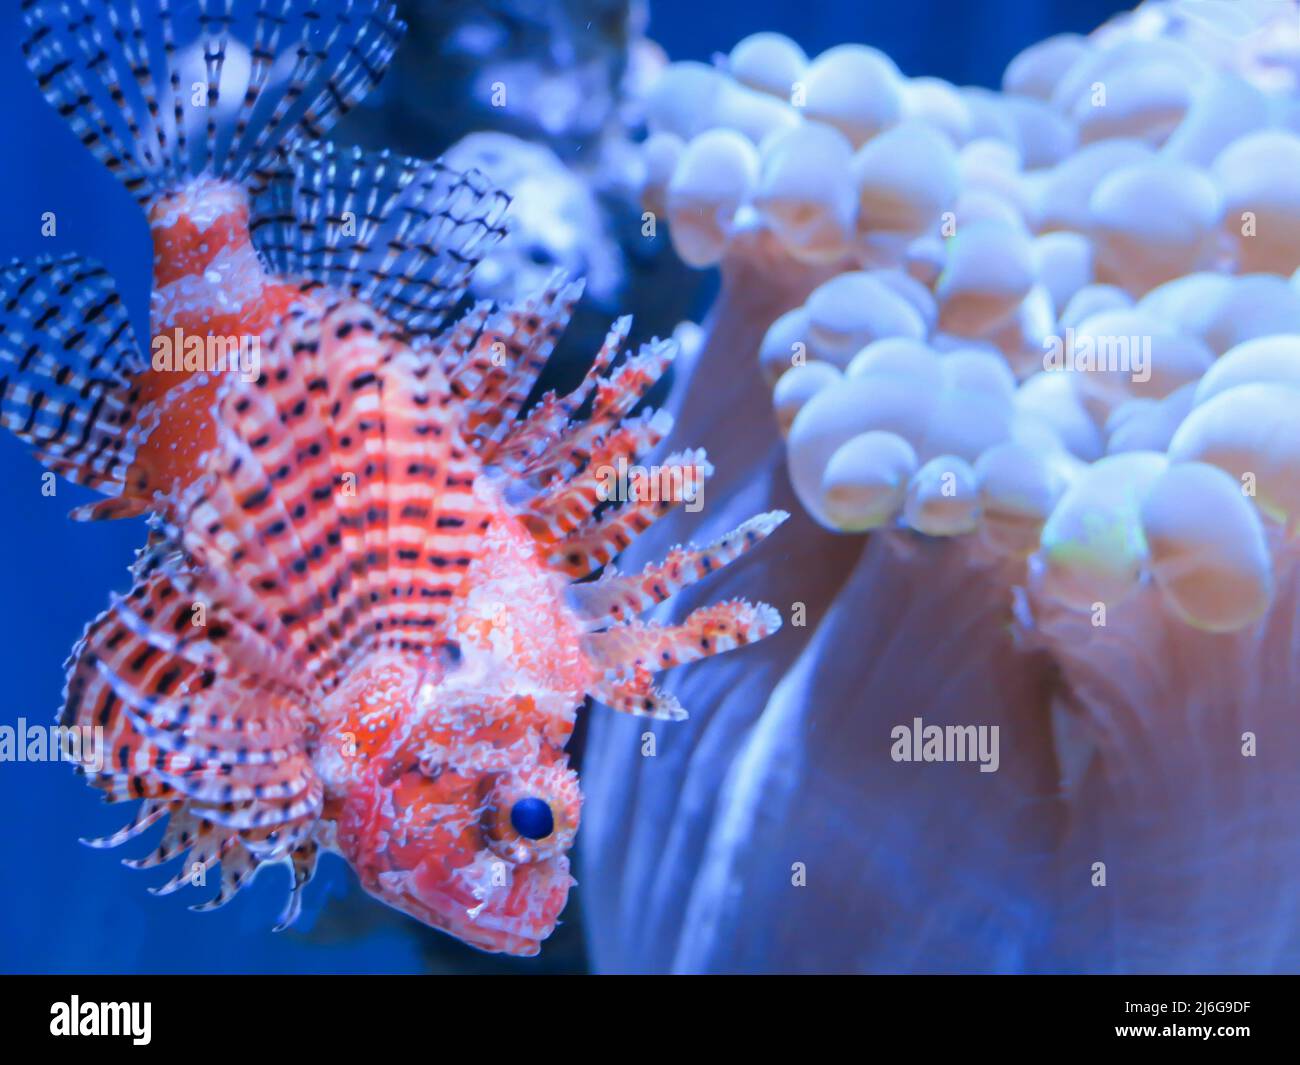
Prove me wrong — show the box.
[569,511,791,627]
[583,599,784,721]
[442,304,786,722]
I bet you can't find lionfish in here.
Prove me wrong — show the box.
[0,0,786,955]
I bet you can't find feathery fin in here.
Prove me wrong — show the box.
[251,140,510,332]
[21,0,407,203]
[0,254,151,504]
[570,511,791,627]
[585,600,784,720]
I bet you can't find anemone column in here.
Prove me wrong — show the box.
[579,233,864,973]
[1029,543,1300,972]
[581,244,1070,971]
[660,534,1065,973]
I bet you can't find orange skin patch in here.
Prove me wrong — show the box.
[121,181,309,509]
[150,199,259,290]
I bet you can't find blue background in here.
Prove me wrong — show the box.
[0,0,1126,974]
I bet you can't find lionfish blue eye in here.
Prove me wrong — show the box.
[510,797,555,840]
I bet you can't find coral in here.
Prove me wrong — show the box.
[582,0,1300,972]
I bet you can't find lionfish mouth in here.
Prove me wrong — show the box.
[372,856,574,958]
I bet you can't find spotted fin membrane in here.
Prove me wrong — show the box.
[61,286,787,920]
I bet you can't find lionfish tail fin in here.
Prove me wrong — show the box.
[251,140,510,332]
[0,254,154,515]
[21,0,405,205]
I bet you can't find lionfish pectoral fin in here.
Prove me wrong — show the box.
[569,511,791,626]
[590,666,688,721]
[64,536,327,921]
[251,141,510,333]
[584,599,784,720]
[0,255,149,511]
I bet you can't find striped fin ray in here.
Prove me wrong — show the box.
[569,510,791,628]
[61,563,325,919]
[584,600,784,720]
[252,140,510,332]
[519,410,673,544]
[426,299,494,379]
[523,338,677,487]
[317,306,405,653]
[312,305,397,653]
[272,839,320,930]
[485,333,674,493]
[0,255,150,504]
[119,807,207,869]
[80,798,172,849]
[469,305,646,476]
[21,0,406,204]
[546,449,714,578]
[448,276,588,457]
